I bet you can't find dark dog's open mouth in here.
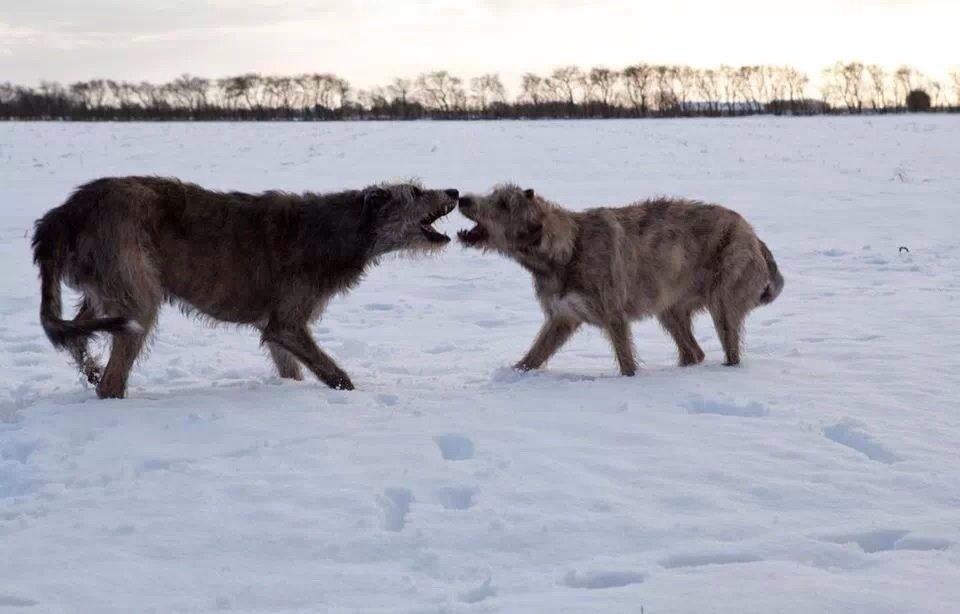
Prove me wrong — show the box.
[420,202,456,244]
[457,223,489,246]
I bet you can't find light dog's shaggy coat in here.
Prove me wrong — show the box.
[458,185,783,374]
[33,177,459,398]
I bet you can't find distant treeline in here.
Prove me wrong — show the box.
[2,62,958,121]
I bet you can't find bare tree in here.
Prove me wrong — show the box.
[550,66,584,106]
[695,68,722,115]
[928,80,944,108]
[893,66,920,111]
[653,65,677,113]
[0,82,15,105]
[520,73,546,106]
[415,71,465,112]
[736,66,762,113]
[952,70,960,106]
[387,78,413,106]
[470,73,506,112]
[584,67,619,106]
[70,80,109,109]
[671,66,697,113]
[720,65,741,113]
[783,67,808,105]
[866,65,888,110]
[622,63,653,115]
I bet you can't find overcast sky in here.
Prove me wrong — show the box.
[1,1,957,89]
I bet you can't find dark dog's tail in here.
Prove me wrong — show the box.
[758,240,784,305]
[32,213,136,349]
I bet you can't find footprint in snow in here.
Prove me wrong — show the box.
[660,552,761,569]
[562,570,644,589]
[436,485,477,510]
[822,419,901,464]
[434,434,474,461]
[378,487,413,532]
[458,578,496,603]
[0,594,38,607]
[821,529,951,553]
[685,397,768,418]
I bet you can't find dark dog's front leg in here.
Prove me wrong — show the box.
[516,317,581,371]
[262,325,354,390]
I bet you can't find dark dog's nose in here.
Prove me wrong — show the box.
[444,188,459,199]
[458,196,473,208]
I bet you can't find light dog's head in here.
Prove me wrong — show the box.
[364,182,459,255]
[457,184,576,267]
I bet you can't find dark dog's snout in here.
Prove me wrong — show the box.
[458,195,473,208]
[444,188,459,199]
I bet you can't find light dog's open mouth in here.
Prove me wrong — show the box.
[457,223,489,246]
[420,202,456,243]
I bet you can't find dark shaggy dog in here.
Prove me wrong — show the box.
[458,184,783,375]
[33,176,459,398]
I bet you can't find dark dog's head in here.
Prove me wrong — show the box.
[363,182,459,255]
[457,184,576,266]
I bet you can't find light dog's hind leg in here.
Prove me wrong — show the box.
[658,306,705,367]
[604,316,637,376]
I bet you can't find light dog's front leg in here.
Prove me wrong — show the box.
[515,316,581,371]
[605,317,637,376]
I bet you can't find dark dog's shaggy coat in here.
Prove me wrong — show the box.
[458,185,783,375]
[33,177,459,398]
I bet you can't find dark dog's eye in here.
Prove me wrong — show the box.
[498,200,510,212]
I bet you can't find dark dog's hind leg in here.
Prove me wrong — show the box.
[97,309,156,399]
[267,342,303,380]
[262,323,353,390]
[67,297,104,384]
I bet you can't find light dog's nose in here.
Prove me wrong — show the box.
[444,188,459,199]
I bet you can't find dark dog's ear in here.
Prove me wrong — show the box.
[363,187,390,211]
[523,188,535,200]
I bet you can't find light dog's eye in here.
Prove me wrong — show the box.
[411,186,423,198]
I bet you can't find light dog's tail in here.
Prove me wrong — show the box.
[758,240,784,305]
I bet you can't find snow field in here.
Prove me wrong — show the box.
[1,117,959,612]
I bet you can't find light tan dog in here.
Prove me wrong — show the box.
[458,184,783,375]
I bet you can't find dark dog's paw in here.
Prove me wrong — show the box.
[95,382,126,399]
[326,372,355,391]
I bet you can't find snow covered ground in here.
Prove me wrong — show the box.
[1,117,958,613]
